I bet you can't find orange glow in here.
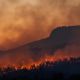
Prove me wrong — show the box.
[0,48,80,70]
[0,0,79,70]
[0,0,79,50]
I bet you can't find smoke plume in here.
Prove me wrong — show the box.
[0,0,80,49]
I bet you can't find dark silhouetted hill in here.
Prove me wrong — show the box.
[27,25,80,54]
[3,25,80,55]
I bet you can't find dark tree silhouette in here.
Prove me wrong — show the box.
[0,57,79,80]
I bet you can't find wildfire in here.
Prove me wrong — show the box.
[0,46,80,70]
[0,55,77,70]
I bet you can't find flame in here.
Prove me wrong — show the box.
[0,52,79,70]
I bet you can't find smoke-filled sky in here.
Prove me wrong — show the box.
[0,0,80,69]
[0,0,80,50]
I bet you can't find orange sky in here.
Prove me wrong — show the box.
[0,0,80,50]
[0,0,80,69]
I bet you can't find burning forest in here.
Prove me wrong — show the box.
[0,0,80,80]
[0,26,79,70]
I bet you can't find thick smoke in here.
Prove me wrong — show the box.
[0,0,80,49]
[0,0,80,68]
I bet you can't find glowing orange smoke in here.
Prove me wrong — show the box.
[0,0,80,50]
[0,48,80,70]
[0,0,79,70]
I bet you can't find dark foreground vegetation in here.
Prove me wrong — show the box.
[0,57,80,80]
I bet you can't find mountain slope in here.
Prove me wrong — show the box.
[1,25,79,55]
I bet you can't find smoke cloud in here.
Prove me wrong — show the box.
[0,0,80,49]
[0,0,80,68]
